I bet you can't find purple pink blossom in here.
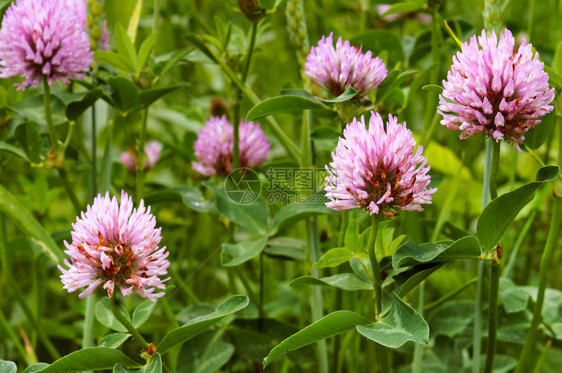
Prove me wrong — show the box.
[438,29,554,150]
[192,115,270,176]
[0,0,93,90]
[58,191,170,302]
[120,141,163,174]
[305,33,387,97]
[325,112,436,216]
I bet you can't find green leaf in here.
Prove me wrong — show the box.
[184,34,218,63]
[31,348,140,372]
[262,310,370,367]
[351,30,405,66]
[98,333,130,348]
[319,86,358,103]
[375,70,417,104]
[394,263,445,297]
[245,95,323,121]
[263,237,305,261]
[94,51,134,72]
[57,88,107,120]
[157,295,249,354]
[0,141,29,161]
[137,34,157,74]
[144,187,213,213]
[23,364,49,373]
[382,1,425,15]
[554,41,562,74]
[0,360,16,373]
[205,182,269,235]
[176,330,234,373]
[135,85,186,111]
[290,273,373,291]
[14,123,42,163]
[221,237,267,267]
[11,94,67,126]
[107,77,139,112]
[153,49,190,76]
[499,278,530,313]
[114,353,162,373]
[356,293,429,348]
[476,166,559,250]
[392,236,481,268]
[132,300,157,328]
[269,193,334,236]
[428,300,475,338]
[95,297,130,333]
[422,84,444,94]
[345,219,361,254]
[312,248,354,269]
[115,23,138,73]
[0,184,63,263]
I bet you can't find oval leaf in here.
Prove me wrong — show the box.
[356,293,429,348]
[31,348,140,372]
[263,310,370,367]
[476,165,559,250]
[392,235,481,269]
[290,274,373,291]
[246,95,323,122]
[221,237,267,267]
[144,187,213,213]
[0,361,16,373]
[98,333,130,348]
[132,300,157,328]
[270,193,335,236]
[114,353,161,373]
[95,297,129,333]
[313,248,354,269]
[319,86,358,103]
[176,330,234,373]
[0,184,63,263]
[157,295,249,354]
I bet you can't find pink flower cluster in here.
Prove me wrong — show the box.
[438,29,554,150]
[192,115,270,176]
[325,112,436,216]
[305,33,387,97]
[120,140,163,174]
[58,191,170,302]
[0,0,93,90]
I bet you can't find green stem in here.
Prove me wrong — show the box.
[503,210,537,279]
[43,80,59,155]
[484,139,501,373]
[489,141,500,200]
[412,283,425,373]
[136,108,149,203]
[484,262,500,373]
[232,21,258,173]
[420,11,440,142]
[259,252,264,322]
[527,0,535,40]
[57,167,82,214]
[204,38,300,160]
[425,277,478,312]
[473,139,493,373]
[516,197,562,372]
[109,296,149,349]
[300,110,328,373]
[367,214,382,317]
[532,339,552,373]
[91,104,97,197]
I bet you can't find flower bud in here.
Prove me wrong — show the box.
[237,0,265,23]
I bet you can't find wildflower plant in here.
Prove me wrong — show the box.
[0,1,561,373]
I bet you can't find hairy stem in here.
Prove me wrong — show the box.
[110,296,149,349]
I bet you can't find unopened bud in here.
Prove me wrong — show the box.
[91,3,102,17]
[237,0,265,23]
[210,98,229,117]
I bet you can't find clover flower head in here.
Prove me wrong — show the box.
[120,141,163,174]
[305,33,387,97]
[438,29,554,150]
[325,112,436,216]
[0,0,93,90]
[192,115,270,176]
[58,191,170,302]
